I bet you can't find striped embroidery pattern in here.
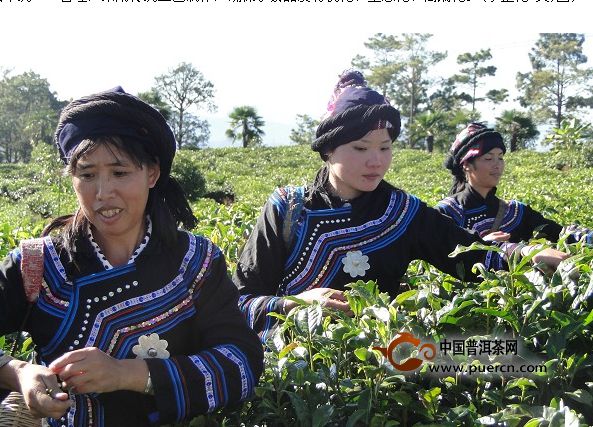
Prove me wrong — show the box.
[67,404,75,427]
[240,295,270,329]
[284,192,417,295]
[86,233,199,349]
[164,358,188,421]
[40,279,69,308]
[437,198,464,226]
[213,344,253,400]
[304,198,412,291]
[101,238,214,355]
[38,236,72,313]
[472,201,524,236]
[37,280,69,320]
[260,297,281,343]
[36,235,216,426]
[44,236,68,282]
[189,355,217,412]
[285,191,398,286]
[201,351,229,408]
[66,394,96,427]
[494,200,524,232]
[484,250,498,270]
[47,389,100,427]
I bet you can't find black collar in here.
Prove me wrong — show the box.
[455,184,499,208]
[308,168,394,210]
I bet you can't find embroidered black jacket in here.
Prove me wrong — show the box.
[0,231,263,427]
[437,185,569,242]
[234,179,508,341]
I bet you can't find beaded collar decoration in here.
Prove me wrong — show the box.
[87,216,153,269]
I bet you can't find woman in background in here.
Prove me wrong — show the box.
[437,122,592,244]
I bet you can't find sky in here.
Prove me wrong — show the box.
[1,0,592,147]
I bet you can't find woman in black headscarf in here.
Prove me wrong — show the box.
[437,122,592,244]
[232,70,567,341]
[0,87,263,426]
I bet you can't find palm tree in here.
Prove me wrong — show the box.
[495,110,539,152]
[226,106,265,148]
[411,109,472,153]
[411,111,447,153]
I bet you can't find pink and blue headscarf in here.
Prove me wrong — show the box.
[448,122,506,168]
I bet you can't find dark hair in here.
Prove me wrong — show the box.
[444,155,475,195]
[305,164,330,205]
[43,136,197,251]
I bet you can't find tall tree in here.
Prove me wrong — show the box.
[452,49,506,117]
[517,33,593,128]
[485,88,509,106]
[0,71,64,163]
[154,62,215,148]
[410,107,473,153]
[173,113,210,149]
[495,110,539,152]
[422,80,475,153]
[290,114,319,146]
[429,77,465,113]
[137,89,173,121]
[352,33,446,148]
[226,106,265,148]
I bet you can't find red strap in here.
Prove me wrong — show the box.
[20,238,45,303]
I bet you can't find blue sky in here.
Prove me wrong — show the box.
[1,1,592,147]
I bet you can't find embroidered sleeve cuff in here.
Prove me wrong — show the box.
[146,347,257,423]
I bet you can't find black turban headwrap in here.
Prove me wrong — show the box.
[312,70,401,158]
[54,86,197,231]
[55,86,176,179]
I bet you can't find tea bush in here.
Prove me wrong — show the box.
[171,150,207,201]
[194,239,593,426]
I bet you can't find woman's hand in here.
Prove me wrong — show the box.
[282,287,352,315]
[13,361,71,419]
[49,347,148,395]
[525,246,569,273]
[483,231,511,242]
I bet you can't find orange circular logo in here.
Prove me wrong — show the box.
[373,332,436,371]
